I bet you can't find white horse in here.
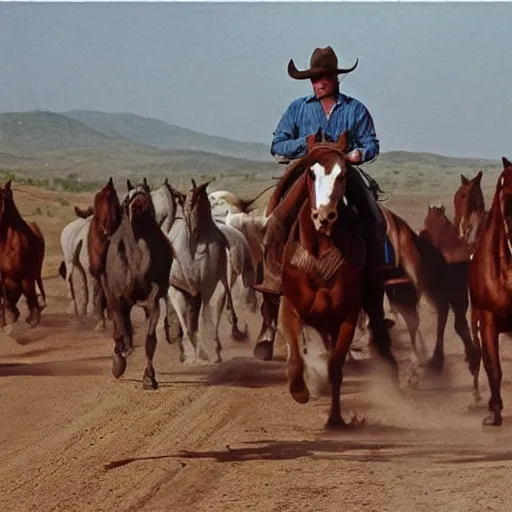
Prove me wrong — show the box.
[167,179,248,363]
[58,213,93,316]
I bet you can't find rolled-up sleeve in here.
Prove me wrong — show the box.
[270,102,308,159]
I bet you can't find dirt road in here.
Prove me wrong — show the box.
[2,274,512,512]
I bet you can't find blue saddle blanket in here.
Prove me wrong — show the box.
[384,236,395,265]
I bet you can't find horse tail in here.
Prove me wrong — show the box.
[58,261,67,280]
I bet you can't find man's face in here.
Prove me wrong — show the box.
[311,74,337,99]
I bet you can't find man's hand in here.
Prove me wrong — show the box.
[347,149,362,164]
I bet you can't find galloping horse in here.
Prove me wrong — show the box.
[454,170,487,248]
[275,133,398,428]
[101,179,174,389]
[75,177,122,331]
[469,157,512,426]
[380,204,479,378]
[0,180,46,327]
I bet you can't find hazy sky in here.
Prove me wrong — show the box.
[1,2,511,159]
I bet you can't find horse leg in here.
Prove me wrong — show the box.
[450,285,481,377]
[3,279,21,326]
[480,311,502,426]
[168,286,201,363]
[223,278,249,342]
[211,286,227,363]
[280,295,309,404]
[453,303,481,376]
[92,277,106,332]
[427,300,449,373]
[470,306,482,404]
[163,295,183,345]
[245,285,258,314]
[142,286,160,390]
[253,292,279,361]
[21,278,41,327]
[326,317,361,429]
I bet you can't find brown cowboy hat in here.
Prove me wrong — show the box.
[287,46,359,80]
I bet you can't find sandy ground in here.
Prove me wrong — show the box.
[2,194,512,512]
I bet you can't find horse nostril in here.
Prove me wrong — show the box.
[320,218,329,227]
[312,212,319,220]
[327,211,337,221]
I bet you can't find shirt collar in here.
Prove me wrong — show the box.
[305,92,345,105]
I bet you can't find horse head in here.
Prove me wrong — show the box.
[93,177,122,238]
[123,177,155,224]
[454,170,484,242]
[183,178,215,240]
[0,180,14,223]
[422,203,450,241]
[496,157,512,249]
[302,132,349,236]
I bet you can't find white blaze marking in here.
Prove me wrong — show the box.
[311,162,342,208]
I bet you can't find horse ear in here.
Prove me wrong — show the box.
[164,177,168,185]
[107,177,114,188]
[460,174,469,185]
[306,128,323,152]
[191,179,197,189]
[441,205,446,214]
[127,179,134,191]
[197,178,215,193]
[337,132,349,152]
[474,170,483,185]
[4,179,12,191]
[502,157,512,169]
[142,177,150,191]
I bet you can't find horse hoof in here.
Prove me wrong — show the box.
[232,324,249,342]
[407,373,419,389]
[253,341,274,361]
[483,412,502,426]
[112,355,127,379]
[142,375,158,390]
[424,357,444,374]
[94,321,105,333]
[289,375,310,404]
[326,413,366,430]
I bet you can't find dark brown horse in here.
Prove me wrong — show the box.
[454,171,487,249]
[275,133,398,428]
[469,157,512,426]
[75,177,122,331]
[101,179,174,389]
[0,180,46,327]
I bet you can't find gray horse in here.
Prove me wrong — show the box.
[167,178,248,363]
[101,179,174,389]
[151,178,181,234]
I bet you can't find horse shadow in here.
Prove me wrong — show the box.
[0,355,110,377]
[104,431,512,471]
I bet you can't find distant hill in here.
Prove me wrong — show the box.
[378,150,495,169]
[0,109,504,197]
[0,111,114,155]
[61,110,273,162]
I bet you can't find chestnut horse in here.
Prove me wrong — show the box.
[453,170,487,249]
[75,177,122,331]
[378,204,480,379]
[276,133,398,428]
[0,180,46,327]
[469,157,512,426]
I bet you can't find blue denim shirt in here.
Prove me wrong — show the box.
[271,92,379,163]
